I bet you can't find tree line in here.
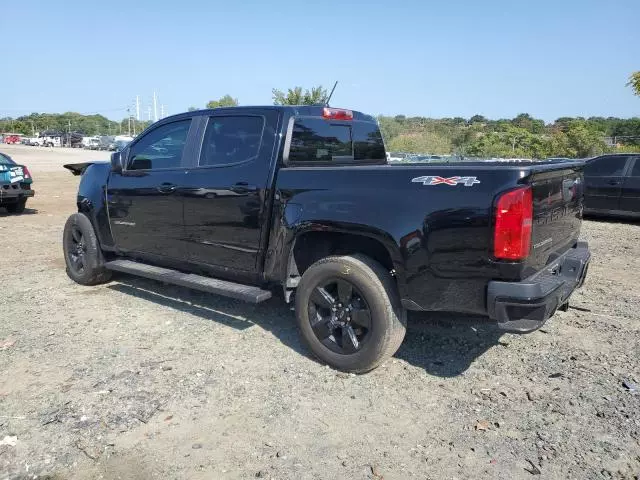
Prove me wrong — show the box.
[0,112,151,137]
[191,81,640,159]
[378,114,640,158]
[3,74,637,158]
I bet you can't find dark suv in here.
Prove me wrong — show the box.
[583,153,640,218]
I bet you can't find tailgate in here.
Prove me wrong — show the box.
[527,164,584,272]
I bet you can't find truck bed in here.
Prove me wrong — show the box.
[268,161,584,315]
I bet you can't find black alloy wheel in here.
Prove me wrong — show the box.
[308,278,372,354]
[67,225,86,275]
[62,212,112,286]
[295,254,407,373]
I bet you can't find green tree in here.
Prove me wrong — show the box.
[206,95,238,109]
[627,71,640,96]
[386,131,452,155]
[469,114,487,124]
[564,122,608,157]
[511,113,546,134]
[187,106,198,112]
[452,125,480,155]
[272,85,328,105]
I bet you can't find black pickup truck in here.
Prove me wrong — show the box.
[63,106,590,372]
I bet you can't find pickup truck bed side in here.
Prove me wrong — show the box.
[266,162,584,316]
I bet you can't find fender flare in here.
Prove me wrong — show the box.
[281,221,408,298]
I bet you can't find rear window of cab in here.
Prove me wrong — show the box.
[288,117,386,164]
[0,153,15,165]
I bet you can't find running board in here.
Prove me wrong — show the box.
[104,259,272,303]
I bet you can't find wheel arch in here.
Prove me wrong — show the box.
[74,163,115,249]
[284,225,407,299]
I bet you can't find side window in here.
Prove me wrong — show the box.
[199,116,264,167]
[630,158,640,177]
[128,119,191,170]
[584,156,628,177]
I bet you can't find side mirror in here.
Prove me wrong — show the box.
[110,151,124,173]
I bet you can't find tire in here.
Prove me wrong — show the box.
[6,199,26,214]
[295,254,407,373]
[63,213,112,285]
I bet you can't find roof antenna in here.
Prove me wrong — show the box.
[325,81,338,106]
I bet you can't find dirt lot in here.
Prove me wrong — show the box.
[1,145,639,480]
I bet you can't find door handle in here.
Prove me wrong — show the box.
[231,182,258,194]
[157,182,177,193]
[607,180,620,186]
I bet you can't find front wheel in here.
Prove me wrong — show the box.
[63,213,112,285]
[295,254,407,373]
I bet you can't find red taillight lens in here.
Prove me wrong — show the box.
[22,166,31,179]
[322,107,353,121]
[494,186,533,260]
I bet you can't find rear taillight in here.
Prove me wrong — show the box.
[22,166,31,179]
[322,107,353,121]
[494,186,533,260]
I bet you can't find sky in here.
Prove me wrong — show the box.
[1,0,639,122]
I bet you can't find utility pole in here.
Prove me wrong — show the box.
[160,104,165,119]
[135,95,140,121]
[153,91,158,122]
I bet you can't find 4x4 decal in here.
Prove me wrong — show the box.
[411,175,480,187]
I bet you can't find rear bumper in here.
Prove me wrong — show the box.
[0,185,35,202]
[487,241,590,333]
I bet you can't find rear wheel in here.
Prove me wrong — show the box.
[295,254,407,373]
[6,199,26,214]
[63,213,112,285]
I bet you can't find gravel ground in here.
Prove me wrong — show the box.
[1,145,639,480]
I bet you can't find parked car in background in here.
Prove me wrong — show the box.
[62,132,84,148]
[42,136,61,147]
[388,152,408,162]
[113,135,134,151]
[583,153,640,218]
[112,139,131,151]
[0,152,34,214]
[83,137,101,150]
[2,134,22,144]
[26,137,43,146]
[96,135,115,150]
